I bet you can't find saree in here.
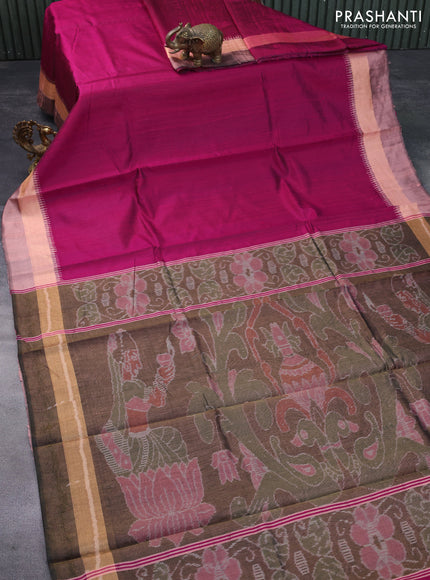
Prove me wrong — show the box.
[3,0,430,578]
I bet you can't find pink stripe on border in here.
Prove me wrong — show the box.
[16,276,336,342]
[16,256,430,343]
[244,30,337,49]
[398,569,430,580]
[69,474,430,580]
[335,257,430,280]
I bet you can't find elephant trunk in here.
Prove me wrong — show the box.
[165,24,183,52]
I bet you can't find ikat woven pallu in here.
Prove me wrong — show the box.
[3,0,430,578]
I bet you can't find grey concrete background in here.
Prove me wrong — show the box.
[0,53,429,579]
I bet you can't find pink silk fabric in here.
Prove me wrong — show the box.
[37,0,393,281]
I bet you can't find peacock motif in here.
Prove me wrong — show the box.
[13,120,57,173]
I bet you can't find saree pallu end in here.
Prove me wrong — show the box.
[11,235,430,580]
[7,208,430,579]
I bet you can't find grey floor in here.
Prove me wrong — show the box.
[0,53,429,579]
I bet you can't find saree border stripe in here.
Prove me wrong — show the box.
[13,174,117,577]
[243,30,337,49]
[0,227,376,292]
[347,51,430,220]
[8,215,430,294]
[43,333,113,574]
[38,69,59,101]
[14,254,430,343]
[348,50,430,259]
[14,276,334,342]
[163,217,429,267]
[11,207,430,343]
[1,179,35,291]
[407,217,430,256]
[38,69,69,124]
[400,569,430,580]
[165,37,255,70]
[66,473,430,580]
[221,37,255,63]
[36,311,117,576]
[367,51,429,208]
[18,173,58,288]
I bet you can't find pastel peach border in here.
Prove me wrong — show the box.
[4,174,117,577]
[347,51,430,251]
[1,180,35,291]
[347,51,430,257]
[244,30,337,49]
[2,173,57,290]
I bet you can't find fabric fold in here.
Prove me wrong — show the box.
[144,0,383,71]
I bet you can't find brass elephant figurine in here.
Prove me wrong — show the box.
[165,22,223,67]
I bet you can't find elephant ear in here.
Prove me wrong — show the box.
[191,36,205,46]
[180,23,192,39]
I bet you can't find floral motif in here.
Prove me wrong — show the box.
[113,274,150,317]
[211,450,240,485]
[68,224,429,331]
[350,504,405,579]
[117,458,215,546]
[239,443,268,490]
[195,545,242,580]
[340,232,377,270]
[230,252,268,294]
[171,313,197,353]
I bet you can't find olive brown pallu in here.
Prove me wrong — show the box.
[3,0,430,578]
